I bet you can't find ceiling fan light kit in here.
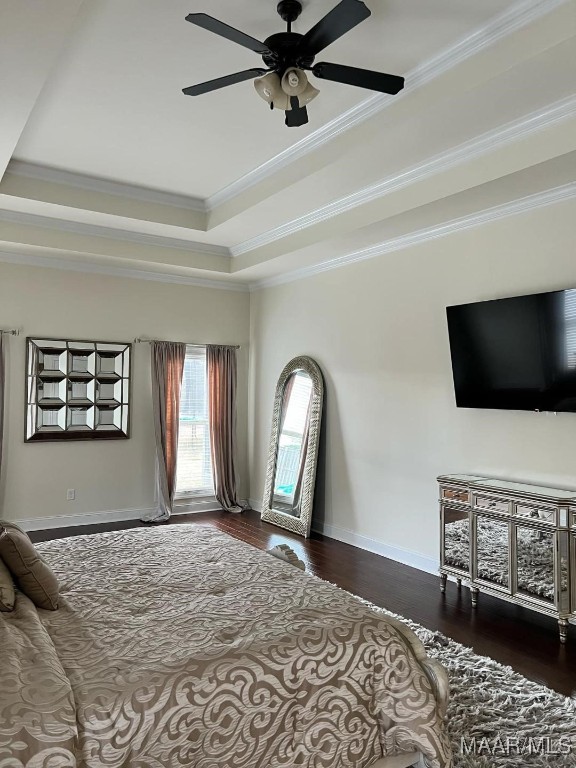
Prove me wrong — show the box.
[254,67,320,112]
[183,0,405,127]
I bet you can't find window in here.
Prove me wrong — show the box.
[175,346,214,496]
[564,289,576,370]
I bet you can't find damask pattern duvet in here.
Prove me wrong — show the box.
[0,524,451,767]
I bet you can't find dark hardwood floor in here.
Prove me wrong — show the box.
[30,509,576,697]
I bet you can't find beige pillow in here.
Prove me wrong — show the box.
[0,522,59,610]
[0,556,15,611]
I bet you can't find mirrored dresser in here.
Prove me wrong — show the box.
[438,474,575,643]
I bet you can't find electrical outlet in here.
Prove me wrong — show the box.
[66,489,75,501]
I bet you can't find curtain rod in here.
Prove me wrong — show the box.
[134,337,240,350]
[0,329,20,336]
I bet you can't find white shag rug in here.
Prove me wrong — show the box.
[375,607,576,767]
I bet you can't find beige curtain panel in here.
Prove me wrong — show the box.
[142,341,186,523]
[207,345,242,513]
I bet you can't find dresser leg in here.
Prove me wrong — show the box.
[559,618,569,644]
[470,587,479,608]
[440,573,447,593]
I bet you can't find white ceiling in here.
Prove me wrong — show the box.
[13,0,515,198]
[1,0,575,289]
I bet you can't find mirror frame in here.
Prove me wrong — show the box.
[261,355,324,538]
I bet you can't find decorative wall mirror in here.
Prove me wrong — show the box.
[261,356,324,538]
[25,338,131,441]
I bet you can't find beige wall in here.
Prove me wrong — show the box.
[249,200,576,567]
[0,263,250,525]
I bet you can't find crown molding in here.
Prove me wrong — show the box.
[0,247,249,292]
[208,0,570,211]
[1,185,573,294]
[250,182,576,290]
[0,208,230,257]
[232,95,576,257]
[6,160,207,213]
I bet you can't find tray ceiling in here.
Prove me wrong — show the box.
[1,0,575,290]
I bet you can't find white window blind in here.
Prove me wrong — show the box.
[175,346,214,496]
[564,290,576,370]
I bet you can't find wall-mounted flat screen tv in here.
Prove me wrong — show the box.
[446,288,576,413]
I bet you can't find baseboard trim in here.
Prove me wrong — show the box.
[249,497,437,575]
[312,521,438,575]
[13,501,222,532]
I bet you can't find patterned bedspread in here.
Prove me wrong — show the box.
[0,524,451,767]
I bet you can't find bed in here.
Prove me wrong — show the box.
[0,524,452,767]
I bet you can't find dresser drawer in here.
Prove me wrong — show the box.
[515,504,556,525]
[441,487,469,504]
[473,494,510,515]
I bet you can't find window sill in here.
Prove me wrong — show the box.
[173,495,221,515]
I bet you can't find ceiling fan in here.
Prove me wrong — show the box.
[182,0,405,127]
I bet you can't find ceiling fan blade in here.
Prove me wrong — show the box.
[185,13,271,55]
[285,98,309,127]
[297,0,370,57]
[312,62,405,94]
[183,68,267,96]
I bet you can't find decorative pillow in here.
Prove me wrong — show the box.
[0,556,15,611]
[0,522,59,610]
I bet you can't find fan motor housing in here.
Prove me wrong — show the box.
[262,32,315,70]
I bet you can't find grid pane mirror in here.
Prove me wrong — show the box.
[26,338,131,441]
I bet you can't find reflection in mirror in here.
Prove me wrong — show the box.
[442,507,469,572]
[261,356,324,538]
[515,525,554,603]
[272,371,313,517]
[564,289,576,370]
[475,515,509,588]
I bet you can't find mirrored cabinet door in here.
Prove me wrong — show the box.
[441,506,470,573]
[474,514,510,590]
[514,525,555,604]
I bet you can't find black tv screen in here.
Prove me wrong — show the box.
[446,288,576,413]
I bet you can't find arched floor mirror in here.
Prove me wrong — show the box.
[261,356,324,538]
